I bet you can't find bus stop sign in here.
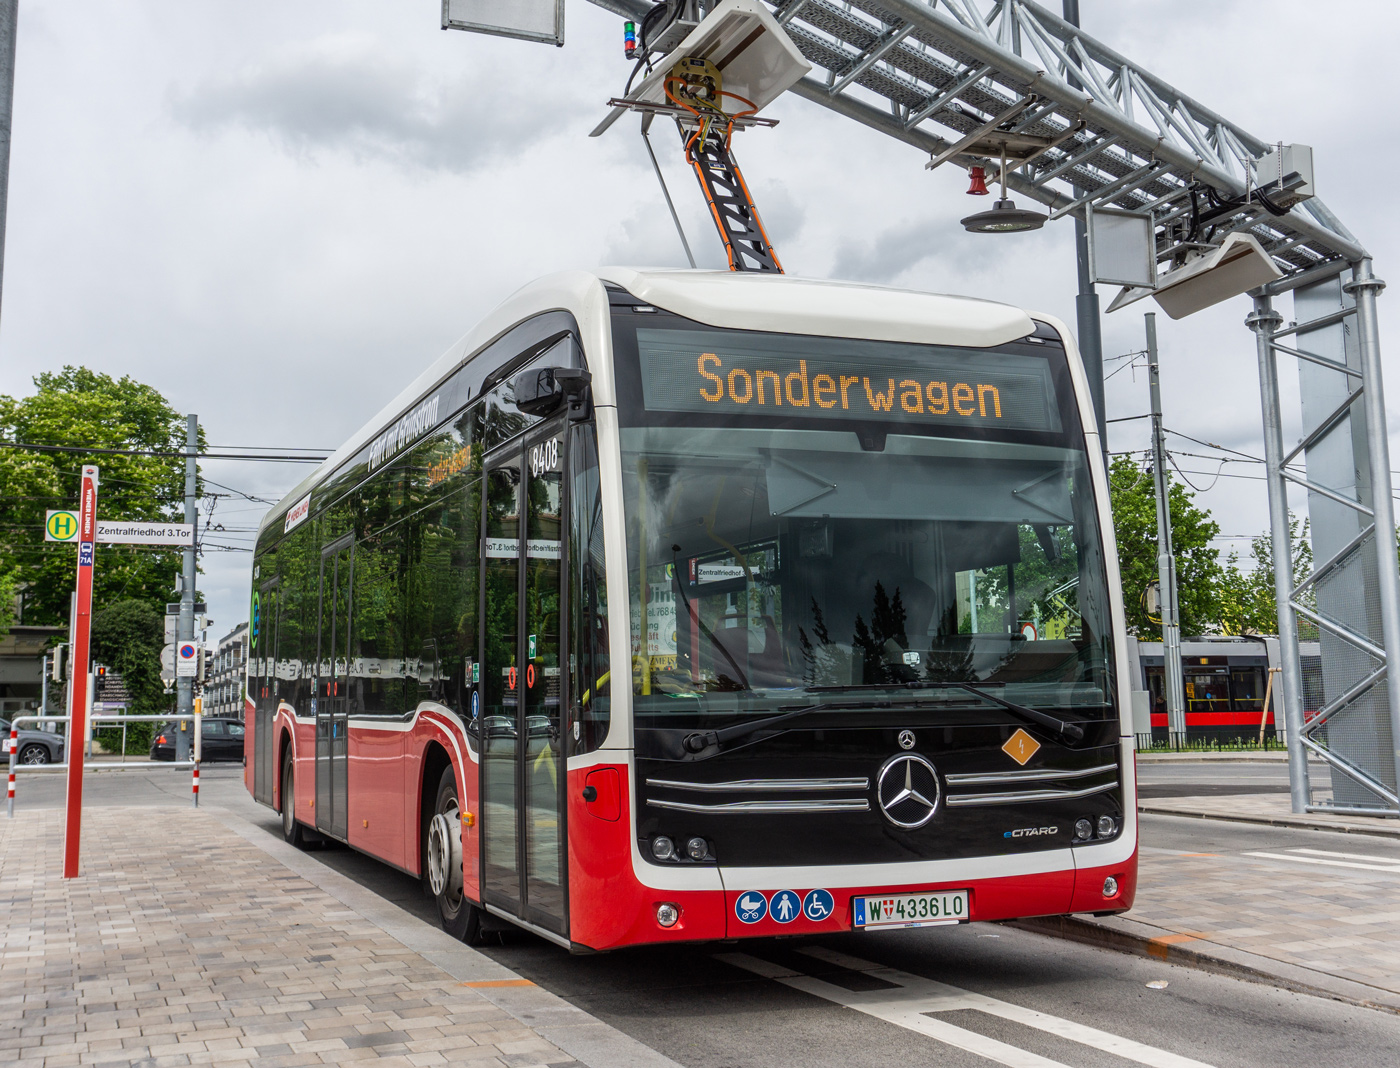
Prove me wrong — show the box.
[45,510,79,541]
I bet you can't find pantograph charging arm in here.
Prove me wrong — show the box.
[682,126,783,273]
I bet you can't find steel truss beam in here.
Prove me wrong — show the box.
[594,1,1362,286]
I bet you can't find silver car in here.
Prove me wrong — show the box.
[0,717,66,765]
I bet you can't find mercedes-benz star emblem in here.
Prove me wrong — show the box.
[898,729,916,750]
[876,753,940,829]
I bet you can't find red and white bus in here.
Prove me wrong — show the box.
[245,269,1137,951]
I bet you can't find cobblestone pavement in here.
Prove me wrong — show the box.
[0,807,667,1068]
[1084,798,1400,1005]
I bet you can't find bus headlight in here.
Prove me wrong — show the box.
[1103,876,1119,898]
[1097,815,1118,839]
[686,836,709,861]
[651,836,677,862]
[1074,818,1093,840]
[656,902,680,927]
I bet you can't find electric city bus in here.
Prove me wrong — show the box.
[244,269,1137,951]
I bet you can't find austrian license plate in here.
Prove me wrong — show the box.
[853,890,969,929]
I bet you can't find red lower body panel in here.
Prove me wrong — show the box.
[566,761,1128,952]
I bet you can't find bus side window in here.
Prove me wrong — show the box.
[569,423,609,752]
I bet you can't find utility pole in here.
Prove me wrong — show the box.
[1146,313,1186,742]
[0,0,16,325]
[1062,0,1107,450]
[175,415,198,763]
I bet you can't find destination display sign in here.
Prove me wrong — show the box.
[636,327,1062,434]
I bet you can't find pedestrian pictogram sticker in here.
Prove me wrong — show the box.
[802,888,835,922]
[1003,728,1041,766]
[770,890,800,923]
[45,510,79,542]
[735,891,767,924]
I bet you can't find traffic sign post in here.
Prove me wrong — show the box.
[62,465,98,879]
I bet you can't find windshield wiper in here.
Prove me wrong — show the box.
[680,702,824,755]
[951,683,1084,743]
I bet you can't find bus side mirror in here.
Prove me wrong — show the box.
[513,366,592,421]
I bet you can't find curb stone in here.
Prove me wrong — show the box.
[1014,913,1400,1016]
[1138,801,1400,839]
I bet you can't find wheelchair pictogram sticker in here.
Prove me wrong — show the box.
[803,888,835,922]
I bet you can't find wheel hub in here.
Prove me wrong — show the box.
[427,804,463,900]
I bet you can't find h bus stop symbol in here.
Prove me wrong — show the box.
[45,510,79,542]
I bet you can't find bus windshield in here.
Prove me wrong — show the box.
[612,307,1116,721]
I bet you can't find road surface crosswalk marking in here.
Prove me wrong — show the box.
[715,945,1217,1068]
[1244,847,1400,873]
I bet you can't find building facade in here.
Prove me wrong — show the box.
[206,622,249,719]
[0,625,65,718]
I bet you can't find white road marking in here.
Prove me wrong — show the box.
[1245,850,1400,873]
[1289,847,1400,866]
[714,946,1217,1068]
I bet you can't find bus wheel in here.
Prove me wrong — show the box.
[428,766,482,944]
[281,752,311,850]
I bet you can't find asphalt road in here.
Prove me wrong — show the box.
[12,760,1400,1067]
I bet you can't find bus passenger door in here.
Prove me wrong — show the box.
[253,577,279,805]
[316,537,353,840]
[480,425,568,937]
[522,427,566,934]
[482,457,523,917]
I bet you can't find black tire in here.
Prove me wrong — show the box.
[281,752,311,849]
[18,744,50,766]
[427,766,482,944]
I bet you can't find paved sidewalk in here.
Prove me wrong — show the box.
[0,807,679,1068]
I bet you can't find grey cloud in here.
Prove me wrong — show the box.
[823,216,1024,285]
[170,39,582,173]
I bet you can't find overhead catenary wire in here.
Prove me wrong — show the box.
[0,440,326,462]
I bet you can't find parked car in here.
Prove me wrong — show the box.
[0,717,66,765]
[150,716,246,762]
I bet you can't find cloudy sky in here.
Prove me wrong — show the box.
[4,0,1397,636]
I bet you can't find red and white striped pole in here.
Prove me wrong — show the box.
[62,465,99,878]
[192,694,201,807]
[6,725,16,818]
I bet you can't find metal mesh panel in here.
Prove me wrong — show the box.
[442,0,564,45]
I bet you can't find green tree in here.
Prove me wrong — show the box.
[1109,455,1223,635]
[0,569,16,638]
[91,599,171,754]
[0,367,200,626]
[1217,514,1314,636]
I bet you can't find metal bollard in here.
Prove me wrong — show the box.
[192,763,199,807]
